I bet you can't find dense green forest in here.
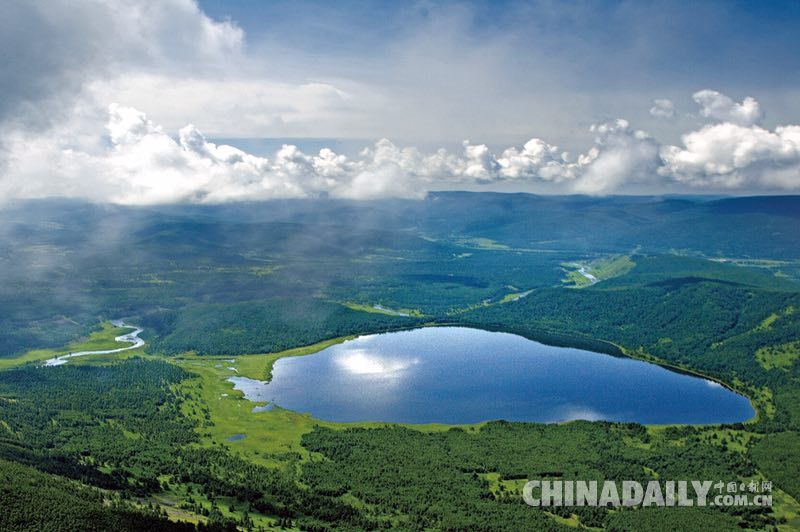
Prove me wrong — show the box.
[147,300,419,356]
[0,457,192,532]
[301,422,766,530]
[1,195,799,530]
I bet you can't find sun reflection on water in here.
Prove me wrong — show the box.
[335,348,419,377]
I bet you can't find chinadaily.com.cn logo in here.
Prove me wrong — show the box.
[523,479,773,508]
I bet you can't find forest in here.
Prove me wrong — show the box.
[0,194,799,530]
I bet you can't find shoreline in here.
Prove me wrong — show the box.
[219,323,758,428]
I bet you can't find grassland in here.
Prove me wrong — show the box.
[173,353,327,465]
[709,258,800,282]
[756,341,800,371]
[499,289,534,303]
[456,237,511,250]
[342,302,424,318]
[562,254,636,288]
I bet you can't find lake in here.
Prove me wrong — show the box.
[229,327,755,425]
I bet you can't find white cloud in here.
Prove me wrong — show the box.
[3,81,800,202]
[649,99,675,119]
[660,122,800,189]
[656,90,800,191]
[573,120,661,194]
[3,1,799,200]
[692,90,763,126]
[0,0,242,131]
[495,139,576,182]
[3,105,661,202]
[4,105,443,203]
[87,74,370,138]
[13,89,800,204]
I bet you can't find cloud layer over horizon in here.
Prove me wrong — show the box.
[1,0,799,203]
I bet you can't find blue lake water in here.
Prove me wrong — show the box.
[229,327,755,425]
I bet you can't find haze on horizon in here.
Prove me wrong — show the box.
[1,0,800,204]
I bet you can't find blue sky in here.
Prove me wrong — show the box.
[1,0,799,202]
[198,0,800,90]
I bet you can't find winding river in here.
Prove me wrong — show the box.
[43,320,144,367]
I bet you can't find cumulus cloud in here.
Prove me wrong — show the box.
[3,105,438,203]
[655,89,800,191]
[3,103,677,202]
[649,99,675,119]
[692,90,763,126]
[495,139,577,182]
[660,122,800,189]
[7,88,799,204]
[573,120,661,194]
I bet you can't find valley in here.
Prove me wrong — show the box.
[1,194,799,530]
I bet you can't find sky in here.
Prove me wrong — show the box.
[1,0,800,203]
